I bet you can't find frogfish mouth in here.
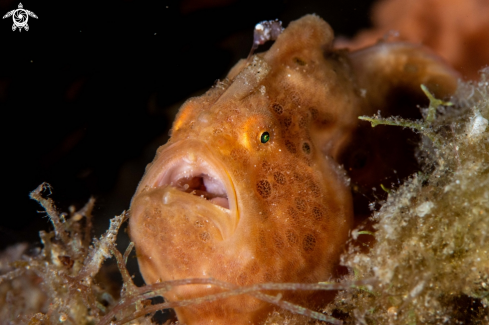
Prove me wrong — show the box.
[129,15,458,325]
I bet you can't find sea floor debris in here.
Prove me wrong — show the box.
[1,71,488,324]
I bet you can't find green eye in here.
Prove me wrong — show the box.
[260,132,270,143]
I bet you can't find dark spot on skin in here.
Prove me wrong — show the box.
[285,139,296,153]
[303,234,316,252]
[286,230,298,245]
[287,206,300,225]
[281,116,292,129]
[309,182,321,197]
[302,142,311,154]
[295,198,307,212]
[272,103,283,115]
[256,180,272,198]
[262,161,272,172]
[293,172,305,183]
[293,57,307,66]
[199,232,210,242]
[273,172,286,185]
[310,108,318,120]
[273,233,285,250]
[290,92,301,104]
[312,207,324,221]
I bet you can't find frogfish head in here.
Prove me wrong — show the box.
[129,14,458,325]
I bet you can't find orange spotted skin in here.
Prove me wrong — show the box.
[129,15,458,325]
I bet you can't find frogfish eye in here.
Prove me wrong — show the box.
[260,131,270,143]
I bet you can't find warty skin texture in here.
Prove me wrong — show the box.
[129,15,458,325]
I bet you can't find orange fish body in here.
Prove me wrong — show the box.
[129,15,457,324]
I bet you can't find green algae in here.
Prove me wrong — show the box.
[359,84,454,146]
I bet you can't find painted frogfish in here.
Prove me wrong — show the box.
[129,15,458,325]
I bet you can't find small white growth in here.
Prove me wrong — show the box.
[373,266,394,283]
[352,253,370,265]
[163,192,171,204]
[416,201,434,217]
[260,85,266,95]
[351,229,359,241]
[466,110,488,142]
[410,281,425,298]
[368,202,376,211]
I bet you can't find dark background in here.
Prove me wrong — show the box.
[0,0,376,250]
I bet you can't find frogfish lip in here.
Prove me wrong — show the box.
[133,139,239,239]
